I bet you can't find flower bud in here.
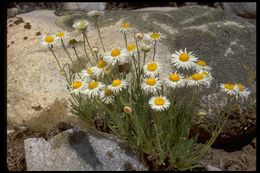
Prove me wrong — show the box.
[92,46,99,53]
[124,106,132,114]
[141,43,152,52]
[134,32,143,41]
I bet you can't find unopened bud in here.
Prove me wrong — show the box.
[134,32,143,41]
[124,106,132,114]
[92,46,99,53]
[141,43,152,52]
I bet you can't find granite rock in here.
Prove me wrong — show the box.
[24,128,148,171]
[222,3,256,19]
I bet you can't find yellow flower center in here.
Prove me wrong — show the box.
[146,78,156,86]
[97,60,107,68]
[147,63,158,71]
[224,84,234,90]
[111,48,121,57]
[45,36,54,43]
[154,98,165,106]
[235,84,244,91]
[88,81,99,90]
[57,32,65,38]
[169,74,180,82]
[72,81,82,89]
[121,23,130,29]
[112,79,122,87]
[150,33,160,39]
[192,74,204,81]
[197,60,206,66]
[179,53,189,62]
[127,43,136,51]
[201,71,209,77]
[87,68,93,75]
[104,88,113,96]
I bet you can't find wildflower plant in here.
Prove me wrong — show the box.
[39,10,251,171]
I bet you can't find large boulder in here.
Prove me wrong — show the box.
[24,128,148,171]
[222,2,256,19]
[7,10,90,132]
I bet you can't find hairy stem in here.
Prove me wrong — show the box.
[61,39,75,65]
[49,45,62,71]
[124,33,128,48]
[95,18,106,52]
[152,41,157,61]
[83,32,95,57]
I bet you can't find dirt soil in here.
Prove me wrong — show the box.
[7,122,256,171]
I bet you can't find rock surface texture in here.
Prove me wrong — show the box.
[222,2,256,19]
[24,128,148,171]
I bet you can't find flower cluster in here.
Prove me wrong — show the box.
[38,10,252,171]
[220,83,251,100]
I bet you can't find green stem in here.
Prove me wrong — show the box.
[61,39,75,65]
[49,45,62,71]
[124,33,128,48]
[135,39,141,73]
[82,33,90,60]
[95,18,106,52]
[152,41,157,61]
[83,32,95,57]
[143,52,147,67]
[95,52,99,62]
[132,55,138,77]
[73,47,82,62]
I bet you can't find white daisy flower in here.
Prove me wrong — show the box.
[141,77,162,94]
[39,35,59,47]
[103,48,127,66]
[119,22,133,34]
[220,84,237,96]
[99,88,115,104]
[164,72,186,89]
[234,84,251,100]
[125,43,138,57]
[149,96,171,111]
[56,31,70,41]
[107,79,128,93]
[87,10,104,18]
[92,59,108,77]
[171,48,198,70]
[187,73,211,87]
[79,67,95,81]
[194,60,212,71]
[197,69,214,84]
[72,19,90,30]
[144,32,165,42]
[143,61,161,77]
[82,80,105,98]
[69,80,86,95]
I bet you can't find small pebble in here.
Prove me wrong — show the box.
[7,129,15,135]
[24,23,31,29]
[36,31,41,36]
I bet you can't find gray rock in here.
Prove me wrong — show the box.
[205,165,222,171]
[24,128,148,171]
[7,8,18,18]
[222,3,256,19]
[60,2,107,11]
